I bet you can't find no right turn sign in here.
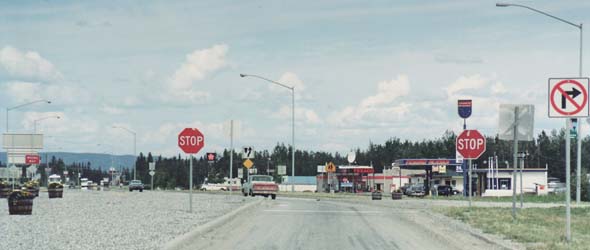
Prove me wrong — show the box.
[549,78,590,117]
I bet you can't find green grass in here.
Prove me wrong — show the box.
[428,193,567,203]
[437,206,590,250]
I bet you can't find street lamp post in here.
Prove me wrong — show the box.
[5,99,51,188]
[497,2,583,242]
[6,99,52,133]
[112,126,137,180]
[33,115,61,133]
[240,73,296,192]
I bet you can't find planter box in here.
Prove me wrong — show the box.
[391,192,403,200]
[8,198,33,215]
[0,188,11,198]
[27,188,39,197]
[371,192,382,200]
[48,188,64,198]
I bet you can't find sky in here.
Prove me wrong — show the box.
[2,0,590,157]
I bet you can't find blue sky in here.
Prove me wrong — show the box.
[1,0,590,156]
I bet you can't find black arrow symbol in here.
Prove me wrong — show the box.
[562,87,582,109]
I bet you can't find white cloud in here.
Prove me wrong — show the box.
[2,81,43,102]
[0,46,63,82]
[360,75,410,108]
[445,74,488,99]
[162,44,228,104]
[122,96,142,107]
[168,44,228,91]
[272,105,321,124]
[491,81,508,95]
[2,81,92,105]
[101,105,125,115]
[268,72,312,100]
[329,75,411,126]
[21,111,99,136]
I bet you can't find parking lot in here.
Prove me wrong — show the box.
[0,189,250,250]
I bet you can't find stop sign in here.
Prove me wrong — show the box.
[456,130,486,159]
[178,128,205,154]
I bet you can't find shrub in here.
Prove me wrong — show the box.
[48,182,64,189]
[8,190,35,201]
[24,180,39,189]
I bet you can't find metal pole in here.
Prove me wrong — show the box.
[468,159,472,208]
[291,88,295,192]
[520,155,524,208]
[576,24,583,204]
[189,154,193,213]
[229,120,233,197]
[133,132,137,180]
[512,107,518,220]
[565,118,572,242]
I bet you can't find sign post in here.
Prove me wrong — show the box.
[149,162,155,191]
[457,99,472,199]
[456,129,486,208]
[548,77,590,242]
[178,128,205,213]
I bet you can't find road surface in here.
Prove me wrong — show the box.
[176,197,516,250]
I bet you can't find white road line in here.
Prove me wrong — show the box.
[263,209,382,214]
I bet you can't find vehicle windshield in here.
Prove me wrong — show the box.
[252,176,272,182]
[131,180,141,184]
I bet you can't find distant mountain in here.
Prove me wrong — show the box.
[0,152,136,170]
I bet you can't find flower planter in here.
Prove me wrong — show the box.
[371,191,382,200]
[391,192,403,200]
[8,191,35,215]
[48,188,64,198]
[0,187,11,198]
[27,188,39,197]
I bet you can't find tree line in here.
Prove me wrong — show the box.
[125,129,588,191]
[5,128,587,195]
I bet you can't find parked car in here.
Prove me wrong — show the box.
[436,185,459,196]
[400,184,411,194]
[200,183,226,191]
[406,185,426,197]
[128,180,144,192]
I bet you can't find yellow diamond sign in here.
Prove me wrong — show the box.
[243,159,254,169]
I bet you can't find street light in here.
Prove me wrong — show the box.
[112,126,137,180]
[6,99,52,133]
[240,73,296,192]
[33,115,60,133]
[496,2,582,241]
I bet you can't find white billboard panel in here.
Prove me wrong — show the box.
[2,133,43,149]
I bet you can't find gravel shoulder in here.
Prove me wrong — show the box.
[0,189,252,250]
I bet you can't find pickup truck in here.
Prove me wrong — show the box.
[242,175,278,200]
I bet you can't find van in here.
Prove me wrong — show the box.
[80,178,89,190]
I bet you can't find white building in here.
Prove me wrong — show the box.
[474,168,548,197]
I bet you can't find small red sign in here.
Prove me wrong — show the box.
[206,152,216,162]
[25,155,40,164]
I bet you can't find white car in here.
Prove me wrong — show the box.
[200,183,226,191]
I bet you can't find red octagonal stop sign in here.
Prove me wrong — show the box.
[178,128,205,154]
[456,130,486,159]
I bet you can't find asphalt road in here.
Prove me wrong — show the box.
[177,197,514,250]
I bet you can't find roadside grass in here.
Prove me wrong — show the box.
[437,206,590,250]
[428,193,567,203]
